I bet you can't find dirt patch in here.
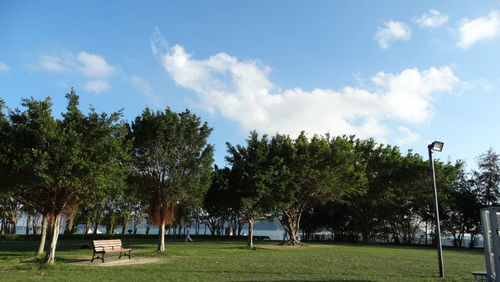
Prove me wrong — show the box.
[71,257,165,267]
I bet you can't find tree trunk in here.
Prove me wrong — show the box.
[64,205,78,235]
[145,221,150,235]
[247,217,254,248]
[470,234,476,248]
[157,218,166,252]
[362,225,370,244]
[25,214,30,234]
[93,220,99,235]
[32,216,38,235]
[36,215,48,256]
[106,216,116,235]
[85,218,91,234]
[282,212,302,246]
[133,218,141,234]
[44,213,62,263]
[64,214,75,235]
[122,218,131,235]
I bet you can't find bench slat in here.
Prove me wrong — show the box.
[92,239,126,252]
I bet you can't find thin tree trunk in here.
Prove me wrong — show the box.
[133,218,141,234]
[32,216,38,235]
[45,213,62,263]
[64,214,75,234]
[107,216,116,235]
[85,218,91,234]
[93,220,99,235]
[157,218,166,252]
[64,205,78,234]
[26,214,31,235]
[122,218,131,235]
[247,217,254,248]
[36,215,48,256]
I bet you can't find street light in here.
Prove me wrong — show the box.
[428,141,444,278]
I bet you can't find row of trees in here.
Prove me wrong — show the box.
[0,90,213,263]
[204,134,498,247]
[1,90,499,263]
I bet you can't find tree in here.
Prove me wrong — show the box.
[348,140,402,243]
[8,90,129,263]
[0,99,19,235]
[268,133,366,245]
[474,148,500,206]
[131,108,213,252]
[226,132,274,247]
[203,166,243,236]
[442,166,482,247]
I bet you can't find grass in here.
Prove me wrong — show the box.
[0,238,485,281]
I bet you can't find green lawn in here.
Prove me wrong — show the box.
[0,238,486,281]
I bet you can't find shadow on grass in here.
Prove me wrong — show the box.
[57,258,90,263]
[0,253,29,257]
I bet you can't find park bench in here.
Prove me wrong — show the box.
[471,270,487,282]
[91,239,132,263]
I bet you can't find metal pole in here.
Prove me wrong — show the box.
[428,147,444,277]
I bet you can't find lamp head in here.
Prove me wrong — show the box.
[428,141,444,152]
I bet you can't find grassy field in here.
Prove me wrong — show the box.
[0,238,486,281]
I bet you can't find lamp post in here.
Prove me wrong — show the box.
[428,141,444,278]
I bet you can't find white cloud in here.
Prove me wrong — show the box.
[77,52,114,77]
[458,10,500,49]
[84,80,109,93]
[414,10,449,28]
[30,51,114,93]
[35,54,74,72]
[375,21,412,49]
[395,126,420,145]
[31,51,114,77]
[154,38,459,144]
[0,60,10,72]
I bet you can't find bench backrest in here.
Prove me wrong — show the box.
[92,239,123,251]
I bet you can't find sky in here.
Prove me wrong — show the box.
[1,0,499,169]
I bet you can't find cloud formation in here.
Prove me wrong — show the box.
[414,10,449,28]
[154,39,460,144]
[375,21,412,49]
[84,80,110,93]
[0,60,9,72]
[77,52,114,77]
[31,51,114,93]
[458,10,500,49]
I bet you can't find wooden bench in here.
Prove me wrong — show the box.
[91,239,132,263]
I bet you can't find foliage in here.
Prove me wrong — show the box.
[473,148,500,205]
[131,107,213,251]
[6,89,129,262]
[268,133,366,245]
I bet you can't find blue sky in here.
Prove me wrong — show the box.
[1,0,499,168]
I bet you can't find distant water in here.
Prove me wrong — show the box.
[14,225,482,247]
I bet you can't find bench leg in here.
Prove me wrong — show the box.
[128,250,132,259]
[102,253,105,263]
[91,251,96,262]
[119,251,122,259]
